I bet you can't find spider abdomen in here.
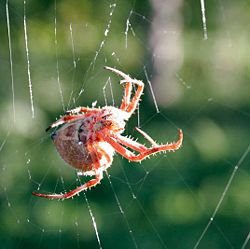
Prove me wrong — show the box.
[52,121,114,175]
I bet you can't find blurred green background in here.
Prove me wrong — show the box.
[0,0,250,249]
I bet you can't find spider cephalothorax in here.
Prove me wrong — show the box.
[32,66,183,199]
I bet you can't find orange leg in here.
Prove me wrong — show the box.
[126,81,143,115]
[32,173,103,199]
[46,107,100,132]
[45,114,85,131]
[104,66,144,116]
[116,134,148,152]
[106,129,183,162]
[120,81,132,110]
[32,143,106,199]
[65,107,99,115]
[115,127,170,153]
[135,127,158,146]
[115,127,159,152]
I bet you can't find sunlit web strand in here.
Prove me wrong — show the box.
[54,0,65,111]
[3,184,22,226]
[110,51,121,66]
[200,0,208,40]
[241,232,250,249]
[91,2,117,69]
[5,0,15,123]
[0,132,10,152]
[76,2,117,102]
[105,171,138,249]
[74,217,81,249]
[66,23,78,110]
[119,164,169,249]
[129,11,151,24]
[24,0,35,118]
[103,77,115,106]
[210,98,250,118]
[57,199,65,249]
[218,0,232,48]
[143,66,160,113]
[83,192,103,249]
[175,73,191,89]
[137,103,140,128]
[103,78,109,106]
[69,23,76,69]
[125,10,133,49]
[164,155,233,248]
[32,164,53,191]
[194,143,250,249]
[26,217,44,233]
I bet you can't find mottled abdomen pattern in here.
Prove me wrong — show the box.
[53,122,114,175]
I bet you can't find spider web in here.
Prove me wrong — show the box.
[1,1,250,249]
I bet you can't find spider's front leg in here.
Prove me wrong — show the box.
[45,114,85,132]
[32,173,103,199]
[104,66,144,117]
[64,107,99,115]
[45,107,101,132]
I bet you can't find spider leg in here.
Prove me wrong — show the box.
[46,107,102,132]
[32,172,103,199]
[45,114,85,132]
[120,81,132,110]
[65,107,99,115]
[135,127,158,146]
[105,129,183,162]
[104,66,144,116]
[115,127,171,152]
[125,79,144,115]
[115,134,148,153]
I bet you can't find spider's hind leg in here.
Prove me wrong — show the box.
[32,172,103,199]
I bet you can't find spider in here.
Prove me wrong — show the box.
[32,66,183,199]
